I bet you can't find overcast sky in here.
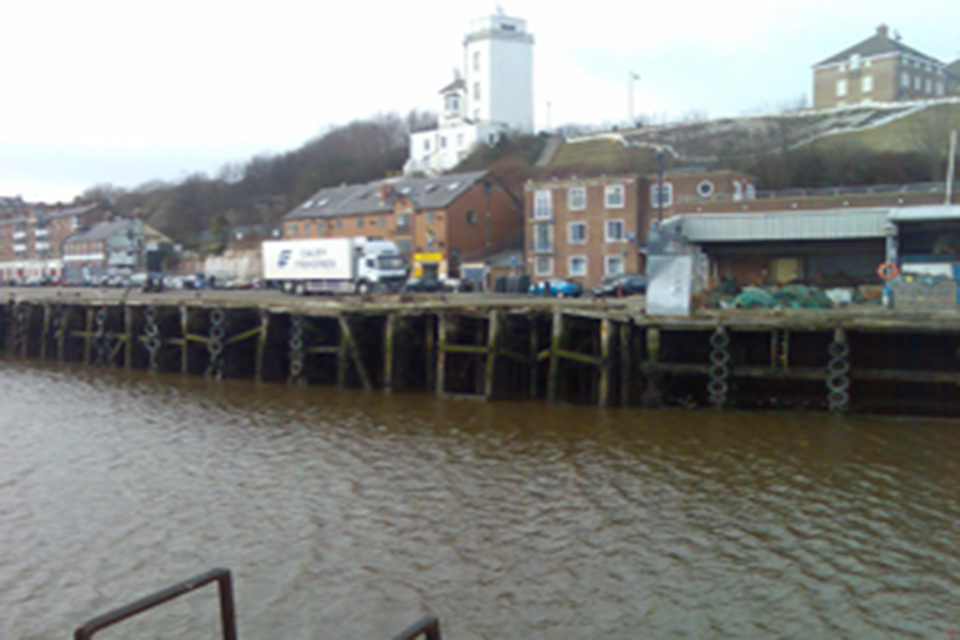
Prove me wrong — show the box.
[2,0,958,202]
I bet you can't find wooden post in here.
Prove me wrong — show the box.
[384,313,396,393]
[40,304,50,360]
[339,315,372,391]
[57,306,69,362]
[425,314,436,392]
[83,306,94,365]
[255,309,270,383]
[124,304,134,369]
[337,317,349,388]
[547,310,564,403]
[598,318,614,407]
[619,322,632,407]
[435,312,447,395]
[529,314,539,399]
[484,310,500,399]
[641,326,663,409]
[180,305,190,375]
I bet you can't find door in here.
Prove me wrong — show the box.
[773,258,801,284]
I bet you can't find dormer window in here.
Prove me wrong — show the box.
[445,94,460,113]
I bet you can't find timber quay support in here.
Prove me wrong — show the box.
[3,292,960,417]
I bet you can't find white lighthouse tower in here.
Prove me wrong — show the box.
[405,8,534,176]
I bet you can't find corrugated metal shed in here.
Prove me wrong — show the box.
[887,204,960,221]
[667,208,893,243]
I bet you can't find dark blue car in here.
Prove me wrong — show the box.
[529,277,583,298]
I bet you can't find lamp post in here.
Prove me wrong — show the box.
[656,151,665,225]
[628,72,640,125]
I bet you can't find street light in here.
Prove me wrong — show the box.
[656,151,665,224]
[628,72,640,125]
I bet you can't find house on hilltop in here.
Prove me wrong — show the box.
[813,25,960,109]
[404,9,534,176]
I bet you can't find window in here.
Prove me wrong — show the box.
[473,51,480,71]
[535,256,553,276]
[287,222,298,237]
[357,217,364,228]
[902,73,911,88]
[533,190,552,219]
[605,184,625,208]
[457,133,464,147]
[836,79,847,97]
[926,79,932,93]
[915,76,921,90]
[937,82,945,96]
[533,223,553,253]
[426,211,435,224]
[605,255,625,276]
[440,136,447,149]
[424,139,431,151]
[466,210,478,224]
[568,221,587,244]
[474,82,481,100]
[605,219,625,242]
[336,219,342,230]
[397,213,411,230]
[568,187,586,210]
[862,75,873,93]
[568,256,587,277]
[445,95,460,113]
[650,182,674,208]
[696,180,714,198]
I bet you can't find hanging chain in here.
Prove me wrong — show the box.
[205,308,226,380]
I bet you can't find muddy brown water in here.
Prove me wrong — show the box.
[1,359,958,639]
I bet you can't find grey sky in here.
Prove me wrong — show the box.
[2,0,957,202]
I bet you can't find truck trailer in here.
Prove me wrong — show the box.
[262,237,408,294]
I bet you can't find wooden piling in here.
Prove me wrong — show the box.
[484,310,500,399]
[255,309,270,382]
[547,310,564,403]
[40,304,51,360]
[383,313,396,393]
[598,318,614,408]
[435,312,447,396]
[619,322,632,407]
[641,327,662,409]
[338,315,372,391]
[83,307,94,365]
[57,306,68,362]
[124,305,133,369]
[180,305,190,375]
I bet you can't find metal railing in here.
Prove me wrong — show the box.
[73,567,238,640]
[391,615,442,640]
[73,567,442,640]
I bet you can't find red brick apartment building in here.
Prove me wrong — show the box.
[0,202,110,282]
[524,170,755,288]
[282,170,521,279]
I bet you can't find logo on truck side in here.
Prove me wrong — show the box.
[278,250,292,268]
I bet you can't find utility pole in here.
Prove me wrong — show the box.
[946,129,957,205]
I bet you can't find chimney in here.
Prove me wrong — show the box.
[877,24,889,38]
[378,183,394,204]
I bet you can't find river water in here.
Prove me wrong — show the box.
[1,359,958,639]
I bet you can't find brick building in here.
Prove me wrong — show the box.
[524,170,755,288]
[813,25,960,109]
[282,170,521,280]
[0,202,109,283]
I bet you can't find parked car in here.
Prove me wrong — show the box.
[529,277,583,298]
[402,277,447,293]
[591,274,648,298]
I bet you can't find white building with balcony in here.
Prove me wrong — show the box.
[405,9,534,176]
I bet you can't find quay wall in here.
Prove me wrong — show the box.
[3,292,960,417]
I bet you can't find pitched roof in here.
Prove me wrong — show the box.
[284,170,490,220]
[64,219,136,243]
[948,60,960,80]
[815,26,942,68]
[439,77,466,94]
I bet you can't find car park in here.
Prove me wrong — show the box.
[591,274,648,298]
[529,277,583,297]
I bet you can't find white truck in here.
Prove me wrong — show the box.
[262,237,408,294]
